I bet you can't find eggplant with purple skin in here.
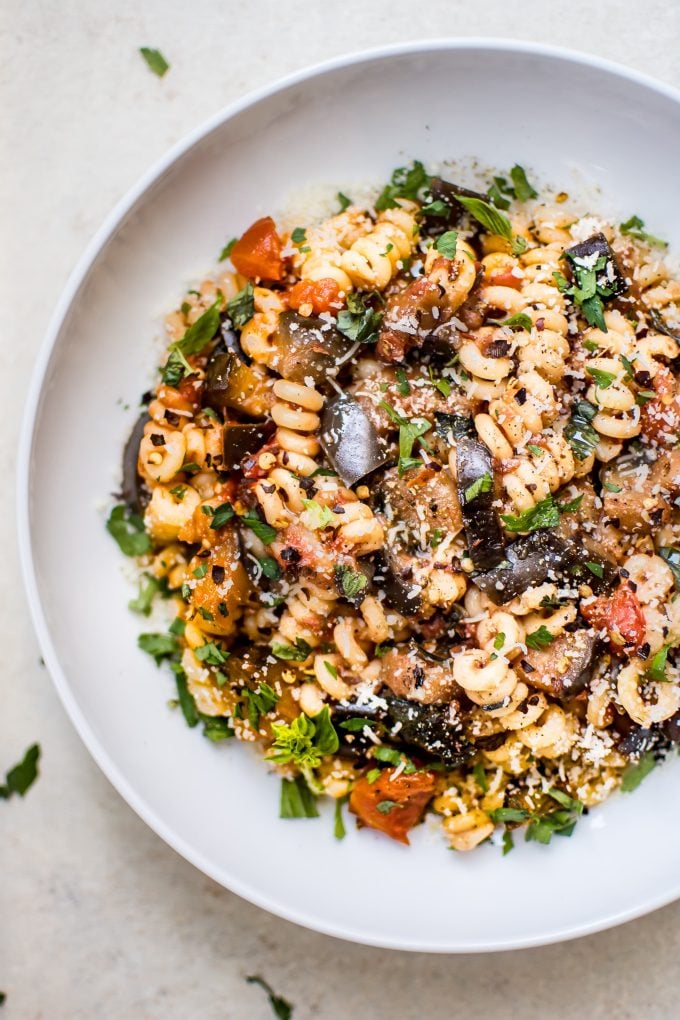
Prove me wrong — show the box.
[121,412,150,514]
[563,233,627,297]
[516,630,596,701]
[333,695,473,767]
[204,350,273,419]
[320,392,392,487]
[425,178,491,227]
[269,310,348,385]
[222,421,275,471]
[473,531,576,605]
[455,436,506,571]
[376,543,423,615]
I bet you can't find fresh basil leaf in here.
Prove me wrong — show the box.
[227,283,255,328]
[336,297,382,345]
[195,642,229,666]
[139,47,169,77]
[434,230,458,259]
[586,561,604,578]
[547,787,583,813]
[340,717,379,732]
[488,179,511,210]
[421,199,450,218]
[376,799,401,814]
[209,502,235,529]
[473,761,488,792]
[502,829,514,855]
[242,682,279,731]
[0,744,41,799]
[258,556,281,580]
[456,195,513,241]
[501,495,560,533]
[647,643,671,682]
[301,498,335,530]
[313,706,339,755]
[337,192,351,212]
[201,716,234,742]
[395,367,411,395]
[172,301,221,357]
[565,400,599,461]
[106,505,152,556]
[170,664,199,727]
[495,312,533,331]
[509,164,538,202]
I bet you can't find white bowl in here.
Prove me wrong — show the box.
[18,40,680,952]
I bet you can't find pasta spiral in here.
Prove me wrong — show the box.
[340,200,419,290]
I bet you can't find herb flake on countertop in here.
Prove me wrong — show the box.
[246,975,293,1019]
[0,743,41,799]
[139,47,170,77]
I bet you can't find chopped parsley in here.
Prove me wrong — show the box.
[209,502,236,529]
[192,563,208,579]
[106,505,152,557]
[495,312,533,331]
[493,632,506,651]
[138,631,179,665]
[128,573,161,616]
[242,682,279,731]
[587,366,617,389]
[240,508,277,545]
[509,164,538,202]
[378,400,430,475]
[372,746,416,773]
[395,367,411,395]
[291,227,306,244]
[463,472,492,503]
[525,624,555,650]
[337,191,351,212]
[557,245,622,332]
[139,47,170,77]
[489,807,529,824]
[620,215,667,249]
[268,707,339,770]
[334,795,348,839]
[301,498,335,530]
[421,199,450,218]
[376,800,401,814]
[280,775,319,819]
[501,493,582,533]
[0,743,41,799]
[586,561,604,578]
[336,291,382,345]
[647,643,671,683]
[272,638,312,662]
[375,160,430,211]
[195,642,229,666]
[335,564,368,601]
[258,556,281,580]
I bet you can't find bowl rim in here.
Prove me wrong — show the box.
[17,37,680,953]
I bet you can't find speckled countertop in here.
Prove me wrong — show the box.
[3,2,680,1017]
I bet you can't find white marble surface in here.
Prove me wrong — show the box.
[3,2,680,1017]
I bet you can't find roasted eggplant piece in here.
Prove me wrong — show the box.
[333,695,473,767]
[382,696,473,767]
[204,351,274,419]
[121,412,150,514]
[269,310,347,385]
[425,177,491,226]
[220,322,250,364]
[516,630,596,700]
[376,544,423,615]
[433,412,475,444]
[320,392,392,487]
[380,643,457,705]
[563,233,627,297]
[473,531,577,605]
[379,465,462,545]
[456,436,505,571]
[222,421,274,471]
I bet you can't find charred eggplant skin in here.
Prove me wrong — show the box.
[122,412,150,514]
[456,436,506,571]
[204,350,273,419]
[333,695,474,767]
[518,631,596,701]
[375,547,422,615]
[271,310,347,385]
[473,531,576,605]
[222,421,274,470]
[564,233,627,297]
[426,178,491,226]
[320,393,391,487]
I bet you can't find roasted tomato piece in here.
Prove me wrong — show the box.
[488,269,522,290]
[581,583,646,651]
[288,278,343,315]
[230,216,284,281]
[349,768,436,844]
[639,367,680,445]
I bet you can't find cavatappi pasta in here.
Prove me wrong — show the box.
[110,162,680,852]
